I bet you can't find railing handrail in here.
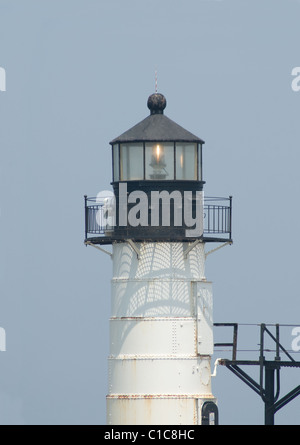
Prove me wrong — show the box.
[85,195,232,204]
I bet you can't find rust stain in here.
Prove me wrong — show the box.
[108,394,214,399]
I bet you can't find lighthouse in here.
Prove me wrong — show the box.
[84,93,232,425]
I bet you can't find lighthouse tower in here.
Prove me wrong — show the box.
[84,93,232,425]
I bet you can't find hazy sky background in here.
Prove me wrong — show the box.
[1,0,300,425]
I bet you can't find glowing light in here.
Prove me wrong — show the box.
[156,144,161,161]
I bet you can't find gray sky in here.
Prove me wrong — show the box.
[0,0,300,425]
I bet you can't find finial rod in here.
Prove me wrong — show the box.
[155,70,158,93]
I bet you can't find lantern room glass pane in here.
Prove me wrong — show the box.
[113,144,119,181]
[145,143,174,180]
[120,143,144,180]
[175,143,197,180]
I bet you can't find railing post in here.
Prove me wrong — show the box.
[207,204,210,233]
[229,196,232,240]
[275,324,280,361]
[232,323,238,361]
[259,324,266,402]
[84,195,88,241]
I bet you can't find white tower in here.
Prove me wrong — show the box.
[85,93,232,425]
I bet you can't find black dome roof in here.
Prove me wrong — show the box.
[110,94,204,144]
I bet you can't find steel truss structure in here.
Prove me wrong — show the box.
[214,323,300,425]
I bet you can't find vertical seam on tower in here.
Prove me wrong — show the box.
[172,320,177,355]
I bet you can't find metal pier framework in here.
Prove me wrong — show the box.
[214,323,300,425]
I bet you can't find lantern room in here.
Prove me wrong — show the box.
[110,93,204,184]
